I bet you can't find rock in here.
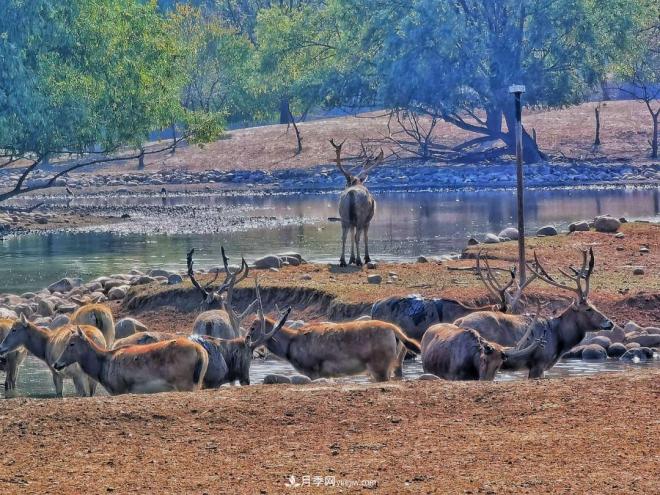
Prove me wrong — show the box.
[581,344,607,361]
[620,348,654,362]
[312,378,332,384]
[562,345,586,359]
[0,308,18,320]
[57,303,78,314]
[536,225,558,236]
[132,275,157,286]
[167,274,183,285]
[299,274,312,281]
[587,336,611,350]
[366,262,378,269]
[569,221,590,232]
[591,325,625,344]
[498,227,519,240]
[290,375,312,385]
[607,343,627,358]
[467,237,480,246]
[37,299,55,317]
[418,373,440,381]
[416,256,428,263]
[632,267,644,276]
[619,217,628,223]
[34,215,48,224]
[148,269,172,278]
[367,274,382,284]
[21,292,36,299]
[47,277,81,294]
[107,286,129,300]
[277,252,304,263]
[616,246,624,251]
[625,342,641,350]
[639,246,649,254]
[32,317,51,326]
[594,215,620,233]
[254,255,282,269]
[103,279,127,290]
[615,232,625,239]
[624,321,643,333]
[263,374,291,385]
[484,233,500,244]
[14,304,33,318]
[49,314,70,329]
[280,255,301,266]
[628,334,660,347]
[114,318,148,339]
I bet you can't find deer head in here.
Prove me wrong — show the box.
[330,138,384,187]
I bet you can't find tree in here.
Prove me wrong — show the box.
[0,0,223,203]
[330,0,646,163]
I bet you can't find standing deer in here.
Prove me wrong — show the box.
[456,248,614,378]
[330,139,384,266]
[0,319,27,391]
[187,247,258,339]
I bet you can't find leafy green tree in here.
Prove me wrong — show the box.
[0,0,222,202]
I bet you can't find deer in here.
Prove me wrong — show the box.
[370,252,536,342]
[0,315,106,396]
[112,279,292,388]
[247,312,420,382]
[455,248,614,379]
[421,308,545,381]
[53,327,208,395]
[71,303,115,347]
[187,247,259,339]
[330,139,384,267]
[0,319,27,391]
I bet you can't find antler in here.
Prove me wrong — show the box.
[475,251,515,312]
[187,249,214,303]
[357,148,384,179]
[247,276,292,349]
[220,246,251,334]
[329,138,352,182]
[527,247,594,301]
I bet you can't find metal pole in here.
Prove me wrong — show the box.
[509,85,526,284]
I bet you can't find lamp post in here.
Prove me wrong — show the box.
[509,84,526,284]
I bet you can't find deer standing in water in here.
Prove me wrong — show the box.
[330,139,384,266]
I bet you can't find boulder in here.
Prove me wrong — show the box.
[536,225,558,236]
[418,373,440,381]
[367,274,382,284]
[587,336,611,350]
[254,255,282,269]
[280,256,301,266]
[167,274,183,285]
[49,314,70,329]
[13,304,33,319]
[581,344,607,361]
[620,347,654,362]
[562,345,586,359]
[628,334,660,348]
[484,233,500,244]
[366,262,378,269]
[416,256,429,263]
[108,286,129,300]
[103,279,127,291]
[148,269,172,278]
[115,317,148,339]
[624,321,643,333]
[607,343,627,358]
[37,299,55,317]
[632,267,644,276]
[569,221,590,232]
[277,252,305,263]
[591,325,625,344]
[594,215,620,233]
[290,375,312,385]
[498,227,519,240]
[57,303,78,314]
[47,277,81,294]
[0,308,18,320]
[625,342,641,350]
[467,237,480,246]
[32,317,51,326]
[132,275,157,286]
[263,374,292,385]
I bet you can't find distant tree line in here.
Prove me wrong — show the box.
[0,0,658,202]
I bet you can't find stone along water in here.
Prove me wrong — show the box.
[1,186,658,294]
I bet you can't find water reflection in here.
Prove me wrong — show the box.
[1,187,658,293]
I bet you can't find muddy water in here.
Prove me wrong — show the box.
[1,186,658,294]
[2,354,659,399]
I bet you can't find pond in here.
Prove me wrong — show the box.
[2,354,659,399]
[1,186,658,294]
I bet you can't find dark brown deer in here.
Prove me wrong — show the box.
[330,139,384,266]
[456,248,614,378]
[187,247,258,339]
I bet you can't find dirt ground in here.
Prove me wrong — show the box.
[0,371,657,494]
[126,222,660,331]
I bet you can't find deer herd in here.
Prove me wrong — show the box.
[0,142,621,397]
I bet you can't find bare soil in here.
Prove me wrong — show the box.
[0,371,657,494]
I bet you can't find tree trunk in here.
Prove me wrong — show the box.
[486,107,503,134]
[594,106,601,146]
[503,109,543,163]
[279,98,290,125]
[288,108,303,154]
[171,123,177,154]
[138,147,145,170]
[652,113,658,159]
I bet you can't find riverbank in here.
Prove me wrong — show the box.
[0,370,657,494]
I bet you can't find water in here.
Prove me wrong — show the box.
[3,354,659,399]
[1,186,658,294]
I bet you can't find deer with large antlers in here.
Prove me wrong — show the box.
[330,139,384,266]
[187,248,259,339]
[456,248,614,378]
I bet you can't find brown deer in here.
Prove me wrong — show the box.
[456,248,614,378]
[71,303,116,347]
[330,139,384,266]
[187,247,258,339]
[0,319,27,391]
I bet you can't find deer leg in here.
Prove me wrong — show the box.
[348,226,356,265]
[339,225,348,267]
[363,224,371,264]
[51,370,64,397]
[528,366,545,379]
[354,228,363,266]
